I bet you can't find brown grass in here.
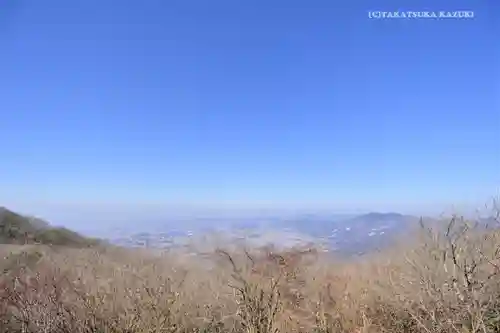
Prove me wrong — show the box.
[1,214,499,333]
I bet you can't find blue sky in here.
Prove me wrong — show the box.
[0,0,498,219]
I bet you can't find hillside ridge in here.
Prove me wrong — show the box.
[0,206,101,247]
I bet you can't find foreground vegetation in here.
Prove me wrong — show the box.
[0,208,499,332]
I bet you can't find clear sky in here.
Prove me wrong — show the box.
[0,0,498,218]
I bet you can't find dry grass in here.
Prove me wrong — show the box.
[1,214,499,333]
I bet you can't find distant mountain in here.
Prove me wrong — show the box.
[0,207,102,247]
[326,212,418,255]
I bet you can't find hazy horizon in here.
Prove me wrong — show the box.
[2,199,495,233]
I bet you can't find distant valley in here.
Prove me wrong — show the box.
[108,212,423,255]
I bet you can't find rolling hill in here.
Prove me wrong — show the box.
[0,207,102,247]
